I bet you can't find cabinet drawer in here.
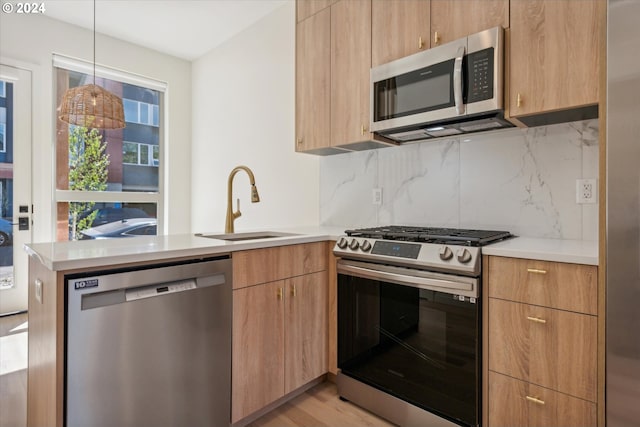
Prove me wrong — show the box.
[488,371,596,427]
[487,256,597,315]
[488,298,597,402]
[233,242,328,289]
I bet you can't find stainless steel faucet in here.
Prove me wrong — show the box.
[225,165,260,233]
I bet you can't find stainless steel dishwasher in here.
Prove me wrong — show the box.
[65,256,232,427]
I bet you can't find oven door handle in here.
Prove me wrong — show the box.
[337,263,476,296]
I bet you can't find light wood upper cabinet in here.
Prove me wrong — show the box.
[296,0,336,22]
[331,0,373,146]
[509,0,601,117]
[371,0,431,67]
[284,271,328,393]
[430,0,508,46]
[296,8,332,153]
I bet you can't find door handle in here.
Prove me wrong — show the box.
[10,217,30,231]
[18,217,30,231]
[453,46,465,115]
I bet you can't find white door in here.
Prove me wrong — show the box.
[0,64,32,314]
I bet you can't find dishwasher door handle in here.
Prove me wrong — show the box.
[81,273,227,310]
[125,273,225,302]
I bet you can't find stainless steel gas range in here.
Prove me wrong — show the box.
[334,226,513,427]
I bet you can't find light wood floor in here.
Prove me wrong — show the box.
[0,312,391,427]
[248,381,394,427]
[0,312,28,427]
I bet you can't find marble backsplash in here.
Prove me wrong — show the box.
[319,119,599,241]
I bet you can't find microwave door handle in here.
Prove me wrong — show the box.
[454,45,465,115]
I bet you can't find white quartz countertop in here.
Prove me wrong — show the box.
[482,236,598,265]
[25,226,598,271]
[24,226,345,271]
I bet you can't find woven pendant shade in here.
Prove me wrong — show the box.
[58,0,125,130]
[59,84,125,129]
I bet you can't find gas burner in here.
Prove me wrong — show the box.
[345,226,512,247]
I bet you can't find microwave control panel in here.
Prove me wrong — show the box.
[466,47,494,103]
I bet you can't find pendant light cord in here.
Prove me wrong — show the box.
[93,0,96,86]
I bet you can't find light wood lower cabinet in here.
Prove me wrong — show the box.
[285,272,328,392]
[231,243,329,423]
[232,281,285,422]
[485,256,599,427]
[489,298,597,402]
[489,371,597,427]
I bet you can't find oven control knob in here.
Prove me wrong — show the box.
[336,237,349,249]
[457,248,473,264]
[349,239,360,250]
[361,240,372,252]
[439,246,453,261]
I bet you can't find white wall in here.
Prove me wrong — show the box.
[0,12,192,242]
[191,2,320,234]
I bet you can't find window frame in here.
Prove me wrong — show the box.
[53,54,167,240]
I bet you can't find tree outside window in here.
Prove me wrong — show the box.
[68,126,109,240]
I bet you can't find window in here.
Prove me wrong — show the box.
[123,142,159,166]
[123,99,159,126]
[0,123,5,152]
[0,81,5,98]
[54,54,166,241]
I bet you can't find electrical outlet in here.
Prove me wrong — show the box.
[372,188,382,205]
[576,179,597,204]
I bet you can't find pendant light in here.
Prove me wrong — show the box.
[58,0,125,129]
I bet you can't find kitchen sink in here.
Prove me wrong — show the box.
[195,231,299,241]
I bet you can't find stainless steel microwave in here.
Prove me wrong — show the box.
[370,26,513,143]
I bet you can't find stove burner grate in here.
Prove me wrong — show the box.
[345,226,513,246]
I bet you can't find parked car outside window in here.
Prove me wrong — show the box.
[79,218,157,240]
[0,218,13,247]
[77,207,151,227]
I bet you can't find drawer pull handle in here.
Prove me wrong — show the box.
[291,284,297,297]
[527,316,547,324]
[527,268,547,274]
[277,287,283,300]
[525,395,545,405]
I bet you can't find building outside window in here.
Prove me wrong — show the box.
[53,55,165,241]
[0,123,5,153]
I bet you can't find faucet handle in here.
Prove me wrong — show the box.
[234,198,242,219]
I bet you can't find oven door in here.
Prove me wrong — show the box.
[337,259,480,427]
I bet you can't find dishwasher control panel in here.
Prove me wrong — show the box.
[125,279,197,302]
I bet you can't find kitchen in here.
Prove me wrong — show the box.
[0,0,637,426]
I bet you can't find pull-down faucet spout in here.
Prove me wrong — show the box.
[225,165,260,233]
